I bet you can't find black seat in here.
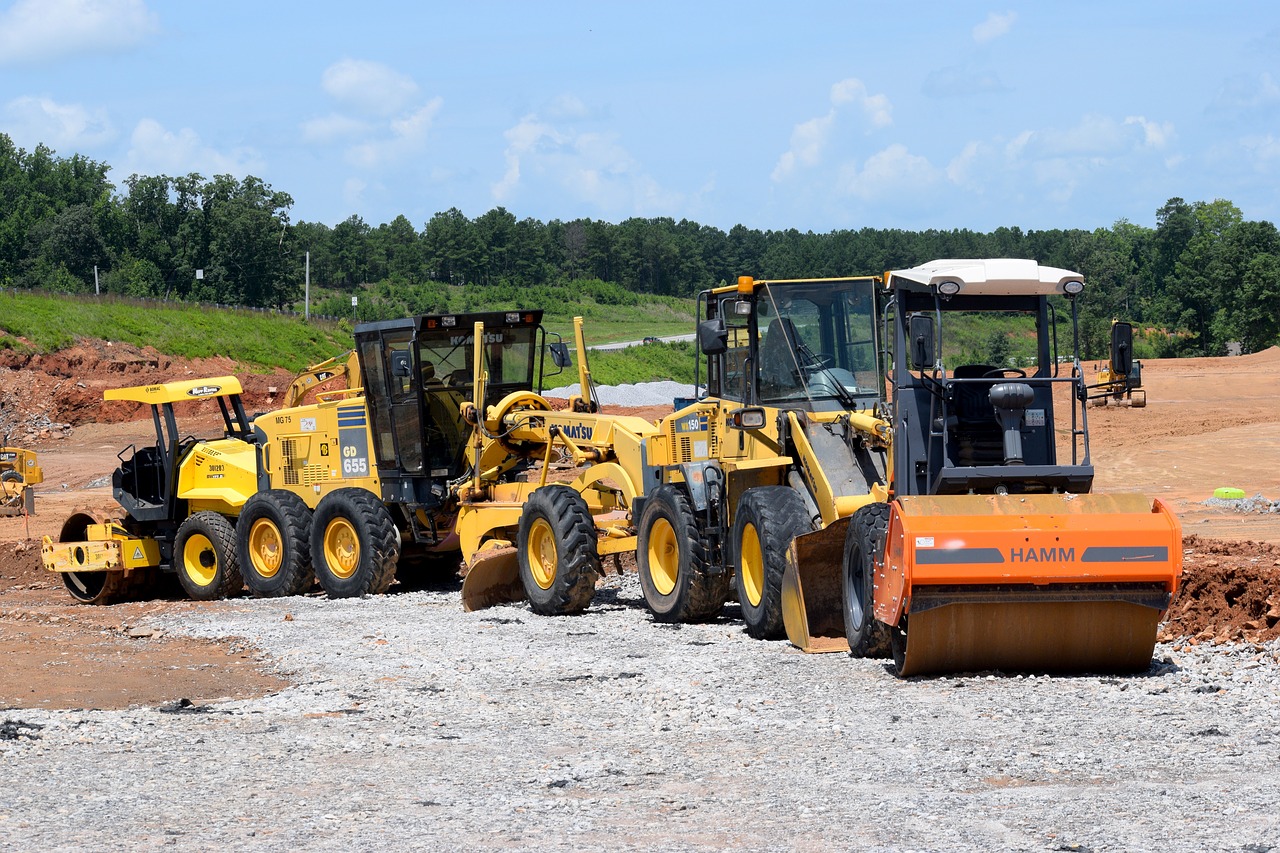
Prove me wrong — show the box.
[948,365,1003,465]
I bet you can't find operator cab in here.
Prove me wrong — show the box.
[106,377,255,523]
[699,276,882,413]
[886,259,1094,497]
[354,310,551,504]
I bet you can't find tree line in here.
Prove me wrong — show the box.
[3,132,1278,358]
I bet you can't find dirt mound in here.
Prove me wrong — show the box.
[1160,534,1280,644]
[0,338,296,435]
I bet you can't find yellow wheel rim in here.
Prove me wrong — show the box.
[740,523,764,607]
[323,517,360,580]
[182,533,218,587]
[647,517,679,596]
[527,517,558,590]
[248,518,283,578]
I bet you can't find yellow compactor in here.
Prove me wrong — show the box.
[1,445,42,516]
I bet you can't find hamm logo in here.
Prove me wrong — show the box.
[187,385,222,397]
[1009,546,1076,563]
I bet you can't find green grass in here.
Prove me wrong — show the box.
[0,291,350,372]
[1,289,699,384]
[544,341,698,389]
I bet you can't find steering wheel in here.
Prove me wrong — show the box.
[982,367,1027,378]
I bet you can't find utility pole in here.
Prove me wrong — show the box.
[94,265,99,295]
[305,251,310,321]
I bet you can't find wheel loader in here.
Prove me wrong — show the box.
[0,444,42,517]
[634,260,1182,676]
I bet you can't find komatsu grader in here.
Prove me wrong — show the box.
[42,310,662,609]
[1,444,42,517]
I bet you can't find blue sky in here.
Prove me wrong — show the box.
[3,1,1280,234]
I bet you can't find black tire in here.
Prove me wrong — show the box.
[732,487,810,640]
[637,485,728,623]
[842,503,891,657]
[174,511,243,601]
[1,469,22,508]
[310,488,400,598]
[238,490,315,597]
[517,485,601,615]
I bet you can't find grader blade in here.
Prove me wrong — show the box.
[875,493,1183,677]
[459,543,523,611]
[782,518,851,653]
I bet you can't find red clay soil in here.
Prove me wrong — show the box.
[2,340,1279,710]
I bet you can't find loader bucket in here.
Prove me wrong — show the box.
[873,493,1182,677]
[782,518,852,653]
[460,543,523,611]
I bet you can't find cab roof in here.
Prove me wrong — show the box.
[103,376,244,405]
[887,259,1084,296]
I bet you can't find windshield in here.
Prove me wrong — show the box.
[756,280,879,409]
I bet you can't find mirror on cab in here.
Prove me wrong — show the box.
[1110,321,1134,376]
[698,317,728,355]
[549,342,572,369]
[390,350,412,377]
[909,313,935,371]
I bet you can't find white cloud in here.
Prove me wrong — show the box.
[839,144,938,200]
[301,113,370,144]
[945,141,983,188]
[1210,72,1280,113]
[344,98,442,169]
[1124,116,1175,149]
[322,59,420,117]
[491,110,682,215]
[973,11,1016,44]
[3,96,114,150]
[1002,114,1174,163]
[772,78,892,182]
[830,79,892,128]
[125,118,264,177]
[1240,135,1280,170]
[0,0,158,64]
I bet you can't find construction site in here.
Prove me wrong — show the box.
[2,261,1280,850]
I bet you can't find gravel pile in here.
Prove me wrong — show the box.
[1201,493,1280,514]
[3,573,1279,851]
[544,380,697,408]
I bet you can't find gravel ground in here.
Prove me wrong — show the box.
[3,573,1280,852]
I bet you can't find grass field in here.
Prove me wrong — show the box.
[0,290,699,384]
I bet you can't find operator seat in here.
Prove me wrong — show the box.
[948,364,1003,465]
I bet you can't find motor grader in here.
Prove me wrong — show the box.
[1,444,42,517]
[628,260,1182,676]
[43,310,661,608]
